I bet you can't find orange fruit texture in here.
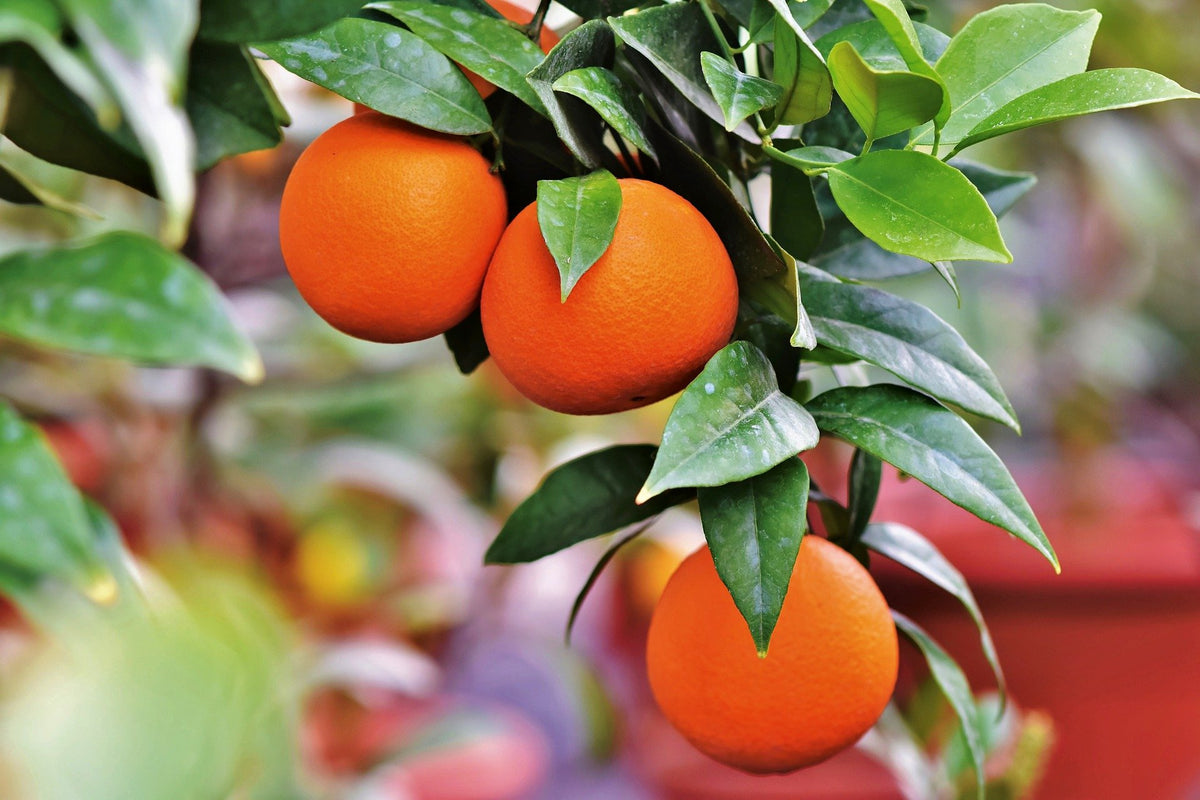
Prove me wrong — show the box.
[480,179,738,415]
[353,0,558,115]
[278,111,507,343]
[646,536,899,774]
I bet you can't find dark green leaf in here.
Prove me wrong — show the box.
[370,0,548,115]
[555,0,640,22]
[863,522,1004,702]
[918,4,1100,149]
[537,170,623,300]
[790,0,834,28]
[258,18,491,135]
[827,41,942,142]
[826,150,1011,263]
[526,19,616,169]
[609,4,758,141]
[770,161,824,260]
[552,66,657,157]
[0,1,113,117]
[639,342,819,502]
[187,42,283,170]
[951,160,1036,217]
[0,45,153,195]
[808,385,1057,569]
[0,232,262,381]
[486,445,692,564]
[845,449,881,539]
[735,304,802,396]
[893,611,986,798]
[701,52,783,132]
[0,163,39,205]
[645,121,785,279]
[951,69,1200,155]
[699,458,809,655]
[0,401,106,590]
[198,0,365,43]
[772,15,833,125]
[443,308,489,374]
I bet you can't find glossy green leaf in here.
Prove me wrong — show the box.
[951,68,1200,156]
[258,18,490,135]
[701,52,783,132]
[765,144,854,173]
[845,449,881,540]
[537,170,623,301]
[56,0,198,244]
[861,0,948,130]
[486,445,693,564]
[646,122,785,279]
[187,42,283,170]
[0,46,153,195]
[816,18,948,70]
[864,522,1004,703]
[808,385,1057,570]
[0,232,262,381]
[639,342,819,502]
[827,41,942,142]
[0,401,105,590]
[608,4,758,141]
[772,15,833,125]
[740,240,817,352]
[443,308,489,374]
[526,19,616,169]
[370,1,548,115]
[699,458,809,655]
[952,159,1037,217]
[198,0,364,43]
[552,67,656,157]
[826,149,1011,263]
[919,4,1100,149]
[736,304,802,397]
[893,611,986,798]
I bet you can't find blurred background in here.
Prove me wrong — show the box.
[1,1,1198,799]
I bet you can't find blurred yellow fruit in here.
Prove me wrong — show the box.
[295,520,374,606]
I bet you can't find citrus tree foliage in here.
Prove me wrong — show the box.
[0,0,1196,789]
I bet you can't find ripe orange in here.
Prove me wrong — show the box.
[646,537,899,774]
[480,179,738,415]
[279,111,507,343]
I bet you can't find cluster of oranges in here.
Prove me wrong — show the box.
[277,6,898,776]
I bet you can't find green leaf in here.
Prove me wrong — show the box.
[845,449,881,540]
[55,0,198,244]
[537,171,623,301]
[608,3,758,141]
[526,19,616,169]
[918,4,1100,149]
[0,2,115,121]
[772,15,833,125]
[645,122,785,279]
[186,42,283,170]
[0,145,101,218]
[370,0,548,115]
[827,41,942,143]
[808,385,1057,570]
[555,0,640,21]
[486,445,692,564]
[0,232,262,381]
[639,342,819,503]
[765,143,854,173]
[860,0,948,131]
[951,68,1200,156]
[951,159,1037,218]
[443,308,489,374]
[700,52,783,132]
[0,402,106,590]
[816,18,948,70]
[565,525,646,643]
[0,45,154,195]
[736,304,802,397]
[698,458,809,655]
[826,150,1011,263]
[258,18,491,135]
[552,67,657,157]
[770,160,824,260]
[198,0,364,43]
[893,611,986,798]
[863,522,1005,704]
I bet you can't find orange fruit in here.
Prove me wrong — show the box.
[279,111,507,343]
[480,179,738,415]
[646,537,899,774]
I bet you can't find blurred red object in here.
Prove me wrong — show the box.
[39,417,112,494]
[859,448,1200,800]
